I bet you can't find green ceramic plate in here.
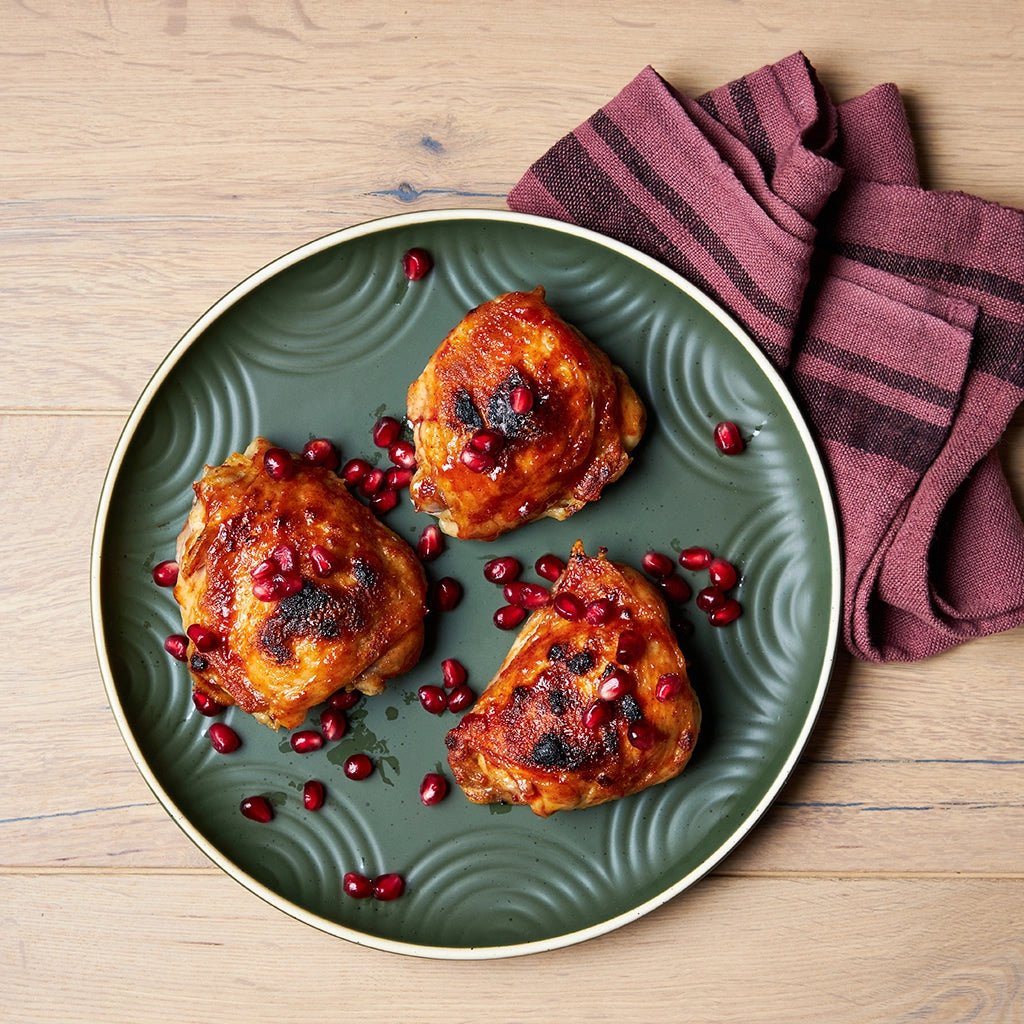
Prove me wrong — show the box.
[91,209,840,959]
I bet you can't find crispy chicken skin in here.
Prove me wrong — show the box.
[445,541,700,816]
[173,438,428,729]
[407,287,646,541]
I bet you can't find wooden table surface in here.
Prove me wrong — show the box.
[5,2,1023,1021]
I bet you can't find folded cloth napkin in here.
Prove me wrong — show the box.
[508,53,1024,662]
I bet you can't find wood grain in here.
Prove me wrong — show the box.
[4,1,1024,1020]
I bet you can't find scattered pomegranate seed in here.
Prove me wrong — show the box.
[584,598,614,625]
[358,467,386,497]
[388,439,417,469]
[679,546,713,570]
[186,624,220,652]
[503,581,549,608]
[191,689,222,716]
[510,385,534,414]
[251,557,277,581]
[343,753,374,780]
[447,683,474,712]
[493,604,527,630]
[534,553,565,582]
[708,557,738,591]
[708,598,743,626]
[309,544,336,577]
[341,457,372,485]
[615,629,645,664]
[151,559,179,587]
[319,708,347,742]
[343,871,374,899]
[417,524,444,561]
[252,570,302,602]
[713,420,745,455]
[208,722,240,753]
[370,488,399,513]
[582,699,613,729]
[433,577,463,612]
[441,658,467,689]
[418,684,448,714]
[658,574,692,603]
[290,730,324,754]
[553,592,585,621]
[483,555,521,584]
[301,438,339,470]
[695,586,726,613]
[328,689,361,711]
[459,447,495,473]
[271,543,297,572]
[240,795,273,823]
[372,416,402,448]
[598,667,632,702]
[385,466,413,489]
[655,673,686,701]
[627,722,657,750]
[402,247,432,281]
[303,779,326,811]
[641,550,675,579]
[419,773,449,806]
[372,872,405,901]
[164,634,189,661]
[263,447,294,481]
[469,428,505,454]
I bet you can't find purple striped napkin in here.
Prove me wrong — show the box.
[508,53,1024,662]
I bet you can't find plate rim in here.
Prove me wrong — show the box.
[90,207,842,960]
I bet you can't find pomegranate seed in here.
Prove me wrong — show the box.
[370,487,399,513]
[164,634,189,661]
[328,689,361,711]
[343,753,374,780]
[208,722,240,753]
[534,553,565,582]
[679,546,713,570]
[191,690,222,716]
[402,247,432,280]
[433,577,462,612]
[417,524,444,562]
[239,795,273,823]
[598,667,632,702]
[483,555,521,584]
[469,428,505,454]
[309,544,336,577]
[615,629,645,664]
[343,872,373,899]
[446,683,474,712]
[582,699,613,729]
[359,467,386,497]
[459,446,495,473]
[503,581,549,609]
[441,658,467,688]
[151,559,179,587]
[372,416,402,448]
[709,598,743,626]
[708,557,739,591]
[290,730,324,754]
[655,673,686,701]
[388,439,417,469]
[263,447,294,481]
[385,466,414,489]
[251,557,277,581]
[301,438,339,470]
[713,420,745,455]
[510,385,534,414]
[253,570,303,602]
[584,598,614,625]
[418,684,448,714]
[372,872,405,901]
[186,624,219,652]
[419,773,449,806]
[319,708,347,742]
[627,721,657,750]
[553,592,585,621]
[303,779,326,811]
[271,543,297,572]
[341,457,372,485]
[696,586,726,613]
[493,603,527,630]
[641,550,675,579]
[659,574,692,603]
